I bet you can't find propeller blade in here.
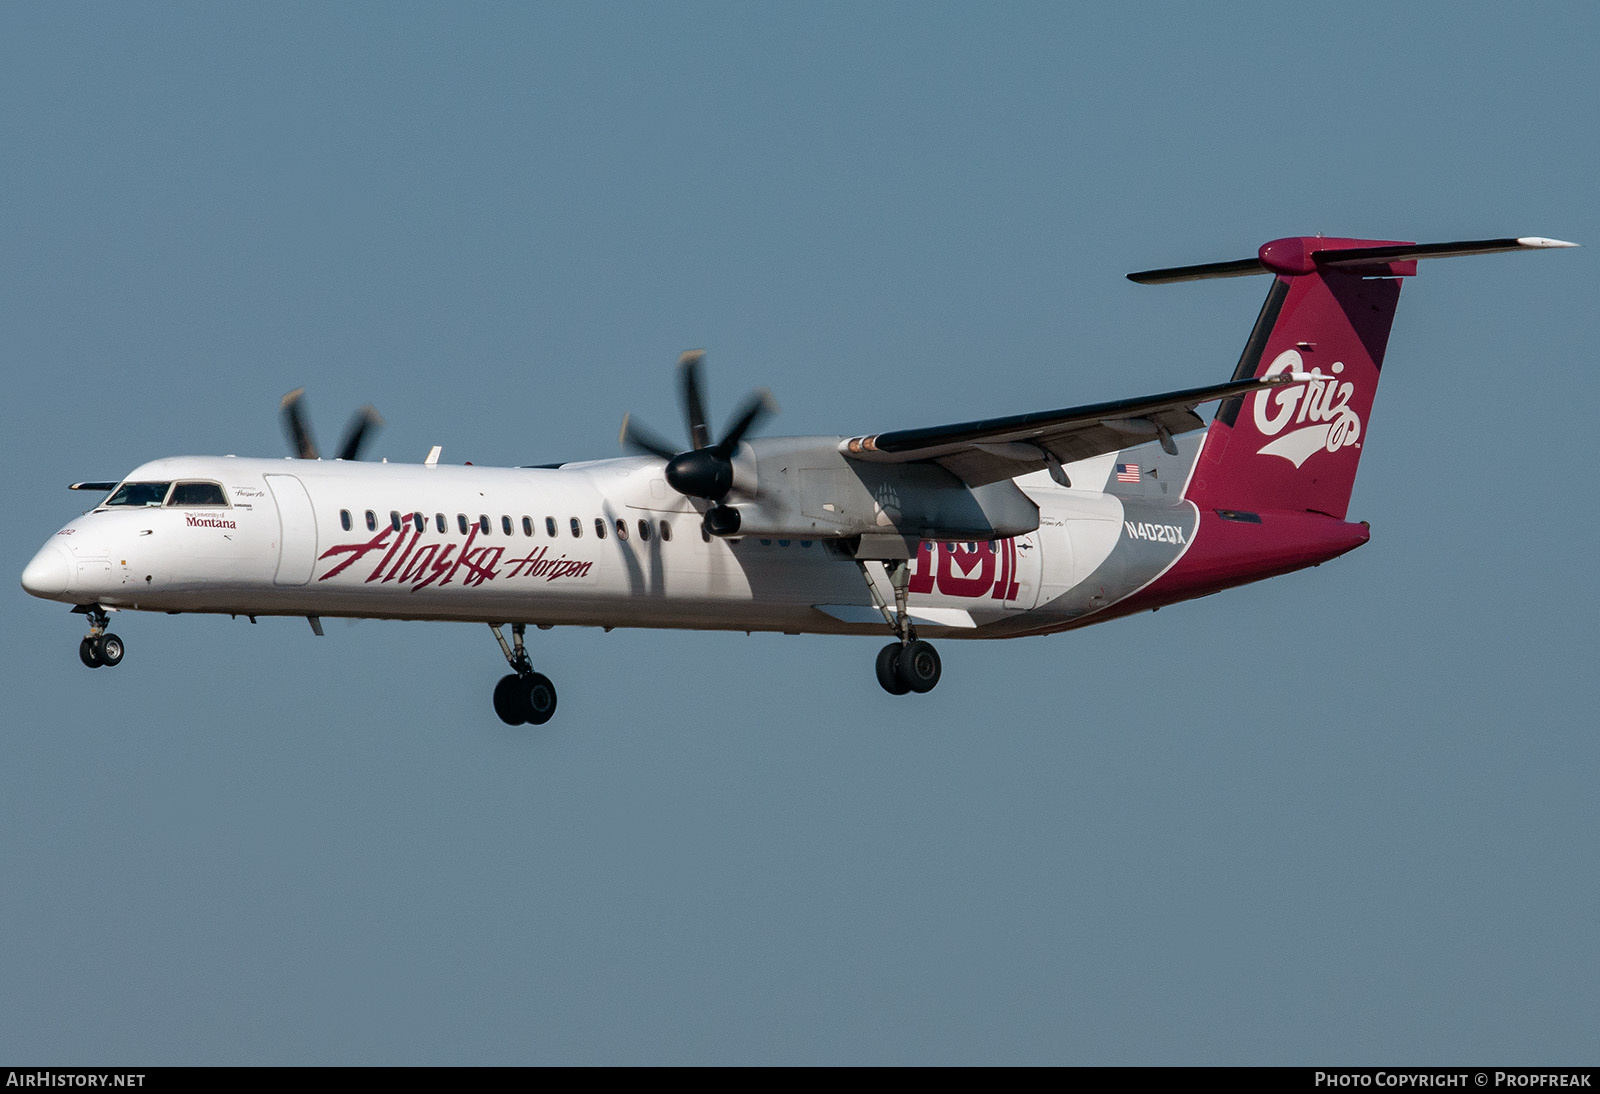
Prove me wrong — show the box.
[335,405,385,461]
[618,413,681,461]
[715,388,778,455]
[280,388,319,459]
[678,350,711,450]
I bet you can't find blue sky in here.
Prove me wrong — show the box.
[3,2,1596,1063]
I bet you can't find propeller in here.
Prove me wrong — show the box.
[619,350,777,504]
[280,388,385,461]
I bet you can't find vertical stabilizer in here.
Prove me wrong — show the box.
[1187,255,1398,519]
[1126,235,1575,520]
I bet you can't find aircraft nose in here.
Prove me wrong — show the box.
[21,544,72,600]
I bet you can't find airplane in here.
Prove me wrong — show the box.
[20,234,1575,726]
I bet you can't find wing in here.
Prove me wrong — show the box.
[839,374,1304,487]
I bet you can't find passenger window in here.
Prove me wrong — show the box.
[340,509,352,531]
[436,513,446,533]
[615,518,628,541]
[390,511,402,532]
[546,517,557,537]
[502,515,513,536]
[594,518,607,539]
[637,519,651,542]
[522,516,534,537]
[366,510,377,532]
[168,481,228,507]
[414,512,425,533]
[659,520,671,542]
[479,515,490,534]
[106,482,171,508]
[570,518,581,538]
[458,514,469,535]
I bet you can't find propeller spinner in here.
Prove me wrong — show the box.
[280,388,385,461]
[619,351,776,505]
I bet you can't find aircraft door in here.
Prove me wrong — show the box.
[264,474,318,586]
[1002,531,1042,610]
[1032,517,1074,606]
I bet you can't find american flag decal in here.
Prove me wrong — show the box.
[1115,463,1142,484]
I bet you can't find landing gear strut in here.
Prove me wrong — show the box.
[488,622,557,726]
[859,559,942,696]
[76,606,124,669]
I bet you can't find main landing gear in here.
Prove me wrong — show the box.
[488,622,557,726]
[875,638,941,695]
[860,558,942,696]
[76,606,125,669]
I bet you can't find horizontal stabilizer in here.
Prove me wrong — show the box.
[1315,236,1578,266]
[1127,258,1268,284]
[1129,235,1576,284]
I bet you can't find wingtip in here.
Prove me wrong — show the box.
[1516,236,1579,249]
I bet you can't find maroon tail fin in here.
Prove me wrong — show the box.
[1137,235,1575,520]
[1187,241,1401,520]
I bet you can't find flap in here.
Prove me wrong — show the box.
[812,604,977,629]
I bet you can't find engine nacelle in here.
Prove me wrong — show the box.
[709,436,1040,545]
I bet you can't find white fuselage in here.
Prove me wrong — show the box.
[25,450,1184,640]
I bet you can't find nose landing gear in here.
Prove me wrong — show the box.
[75,606,124,669]
[488,622,558,726]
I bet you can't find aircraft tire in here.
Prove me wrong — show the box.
[876,643,910,695]
[79,637,103,668]
[493,674,529,725]
[96,634,124,667]
[896,640,941,694]
[523,673,558,726]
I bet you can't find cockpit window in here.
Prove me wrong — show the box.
[105,482,171,507]
[167,481,229,507]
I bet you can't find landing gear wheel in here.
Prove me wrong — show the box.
[493,674,528,725]
[486,624,558,726]
[523,673,557,725]
[95,634,124,667]
[79,637,103,668]
[896,640,941,694]
[876,642,910,695]
[492,672,558,726]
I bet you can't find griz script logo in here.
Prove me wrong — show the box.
[1253,349,1362,468]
